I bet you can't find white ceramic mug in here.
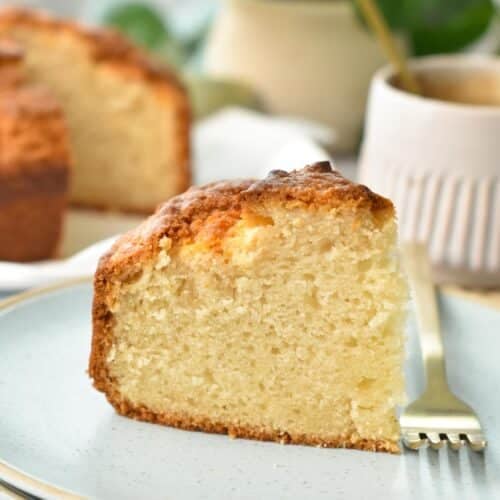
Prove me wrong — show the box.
[359,55,500,287]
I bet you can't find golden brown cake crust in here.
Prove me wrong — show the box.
[94,162,393,270]
[0,7,191,205]
[0,192,67,261]
[0,38,22,63]
[0,86,70,172]
[89,163,397,451]
[0,38,23,87]
[0,44,70,261]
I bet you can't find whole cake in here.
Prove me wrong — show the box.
[0,8,190,213]
[0,41,70,261]
[89,162,406,453]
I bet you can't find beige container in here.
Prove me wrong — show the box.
[204,0,395,152]
[359,56,500,287]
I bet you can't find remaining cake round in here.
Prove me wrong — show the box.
[0,7,190,213]
[0,41,70,261]
[89,162,407,453]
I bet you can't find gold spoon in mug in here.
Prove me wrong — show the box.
[356,0,422,95]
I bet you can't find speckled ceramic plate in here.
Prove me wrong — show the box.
[0,282,499,499]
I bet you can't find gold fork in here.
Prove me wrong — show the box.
[400,243,487,452]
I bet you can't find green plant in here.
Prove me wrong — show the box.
[103,3,169,51]
[101,2,207,68]
[363,0,497,55]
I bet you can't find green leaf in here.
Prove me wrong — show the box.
[408,0,496,55]
[353,0,495,55]
[103,3,169,51]
[371,0,410,29]
[353,0,408,29]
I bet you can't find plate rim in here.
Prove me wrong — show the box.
[0,277,91,500]
[0,276,92,311]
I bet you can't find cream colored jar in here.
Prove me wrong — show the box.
[204,0,396,152]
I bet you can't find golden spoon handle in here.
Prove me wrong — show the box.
[357,0,422,95]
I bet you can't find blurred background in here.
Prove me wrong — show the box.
[2,0,499,153]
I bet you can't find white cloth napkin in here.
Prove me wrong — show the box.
[194,108,333,184]
[0,108,333,291]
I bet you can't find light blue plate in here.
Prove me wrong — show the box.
[0,282,499,499]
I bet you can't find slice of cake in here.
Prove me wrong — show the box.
[0,8,190,213]
[89,162,406,452]
[0,41,70,261]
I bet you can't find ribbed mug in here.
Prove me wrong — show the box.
[359,56,499,287]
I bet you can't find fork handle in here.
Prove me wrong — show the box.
[402,244,450,392]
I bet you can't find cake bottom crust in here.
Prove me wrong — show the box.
[0,193,66,261]
[105,392,400,454]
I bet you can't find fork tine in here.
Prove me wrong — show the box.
[466,433,487,452]
[447,433,462,450]
[403,432,425,450]
[427,432,443,449]
[419,435,429,448]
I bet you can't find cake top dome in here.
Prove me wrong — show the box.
[99,162,393,272]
